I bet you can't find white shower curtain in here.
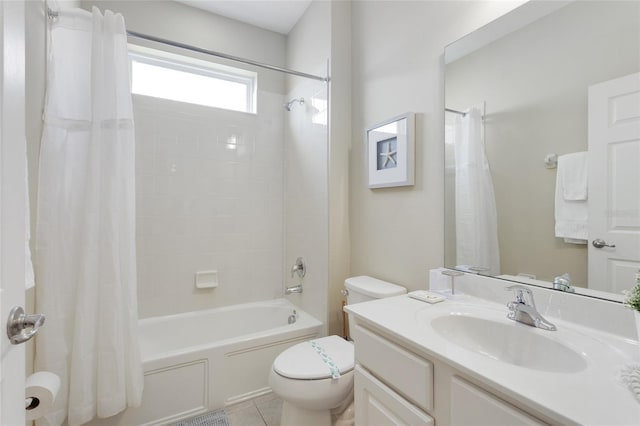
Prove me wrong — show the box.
[35,7,143,426]
[453,107,500,275]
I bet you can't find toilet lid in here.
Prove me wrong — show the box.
[273,335,354,380]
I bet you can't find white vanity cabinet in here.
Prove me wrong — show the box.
[351,322,548,426]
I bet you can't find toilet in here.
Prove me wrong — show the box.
[269,276,407,426]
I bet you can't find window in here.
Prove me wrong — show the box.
[129,46,257,113]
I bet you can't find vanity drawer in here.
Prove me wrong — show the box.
[352,324,434,412]
[355,365,434,426]
[450,376,547,426]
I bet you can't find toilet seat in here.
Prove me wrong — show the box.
[273,335,354,380]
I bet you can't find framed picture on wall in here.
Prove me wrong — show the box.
[366,112,415,188]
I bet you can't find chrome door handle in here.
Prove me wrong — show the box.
[6,306,45,345]
[592,239,616,249]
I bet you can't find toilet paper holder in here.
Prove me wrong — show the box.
[25,371,61,421]
[25,396,40,410]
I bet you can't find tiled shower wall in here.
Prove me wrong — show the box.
[283,78,329,331]
[134,91,285,318]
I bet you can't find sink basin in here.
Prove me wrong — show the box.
[431,314,587,373]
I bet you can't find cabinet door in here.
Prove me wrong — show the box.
[355,365,434,426]
[451,376,547,426]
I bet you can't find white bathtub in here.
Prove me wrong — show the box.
[88,299,322,426]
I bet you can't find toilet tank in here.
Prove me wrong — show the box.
[344,276,406,305]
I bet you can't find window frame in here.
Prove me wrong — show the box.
[128,45,257,114]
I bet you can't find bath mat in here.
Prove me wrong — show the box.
[172,409,231,426]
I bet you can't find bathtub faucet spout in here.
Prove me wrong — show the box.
[285,284,303,295]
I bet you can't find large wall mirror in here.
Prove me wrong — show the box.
[444,0,640,302]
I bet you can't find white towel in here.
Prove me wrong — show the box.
[559,152,588,201]
[555,153,588,243]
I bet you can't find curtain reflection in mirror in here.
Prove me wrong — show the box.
[450,106,501,275]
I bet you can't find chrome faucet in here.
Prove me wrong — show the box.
[286,257,305,295]
[285,284,303,295]
[506,285,556,331]
[441,269,464,294]
[552,273,575,293]
[291,257,306,279]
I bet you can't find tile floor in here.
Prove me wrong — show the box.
[226,393,283,426]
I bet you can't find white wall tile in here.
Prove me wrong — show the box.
[134,92,285,318]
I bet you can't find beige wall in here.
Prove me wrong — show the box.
[286,0,330,87]
[350,1,524,291]
[445,0,640,286]
[327,0,351,337]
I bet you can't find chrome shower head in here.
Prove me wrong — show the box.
[284,97,304,111]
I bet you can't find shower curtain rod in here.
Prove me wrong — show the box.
[46,7,330,83]
[126,30,330,82]
[445,108,467,116]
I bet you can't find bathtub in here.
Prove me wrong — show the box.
[88,299,322,426]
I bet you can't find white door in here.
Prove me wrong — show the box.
[588,72,640,293]
[0,0,27,424]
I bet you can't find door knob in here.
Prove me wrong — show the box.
[6,306,45,345]
[592,239,616,249]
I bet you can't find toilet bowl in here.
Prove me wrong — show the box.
[269,276,406,426]
[269,335,354,425]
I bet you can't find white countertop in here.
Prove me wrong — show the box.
[345,294,640,425]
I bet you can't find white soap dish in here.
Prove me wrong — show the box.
[195,270,218,289]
